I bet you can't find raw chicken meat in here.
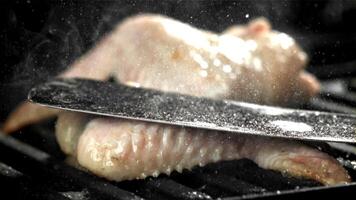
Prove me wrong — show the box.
[56,112,350,185]
[3,14,350,185]
[113,16,318,104]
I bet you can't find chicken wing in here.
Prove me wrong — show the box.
[56,112,350,185]
[3,14,319,133]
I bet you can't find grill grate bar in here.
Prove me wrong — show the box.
[308,60,356,79]
[306,97,356,114]
[144,177,213,200]
[320,86,356,107]
[307,79,356,114]
[348,79,356,92]
[198,160,321,191]
[183,172,266,196]
[0,162,71,200]
[222,183,356,200]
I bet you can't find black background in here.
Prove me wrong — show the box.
[1,0,356,121]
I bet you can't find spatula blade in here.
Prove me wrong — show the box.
[28,78,356,143]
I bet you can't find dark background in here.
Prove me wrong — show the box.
[1,0,356,121]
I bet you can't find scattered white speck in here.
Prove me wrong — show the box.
[184,191,212,200]
[245,14,250,18]
[213,58,221,66]
[277,33,294,49]
[246,40,257,51]
[125,81,141,88]
[190,51,209,69]
[199,70,208,77]
[152,170,160,177]
[252,58,263,71]
[61,190,89,200]
[222,64,232,73]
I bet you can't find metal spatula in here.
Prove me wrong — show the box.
[28,78,356,143]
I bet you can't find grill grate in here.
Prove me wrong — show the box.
[1,79,356,199]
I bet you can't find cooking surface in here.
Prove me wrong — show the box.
[1,0,356,199]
